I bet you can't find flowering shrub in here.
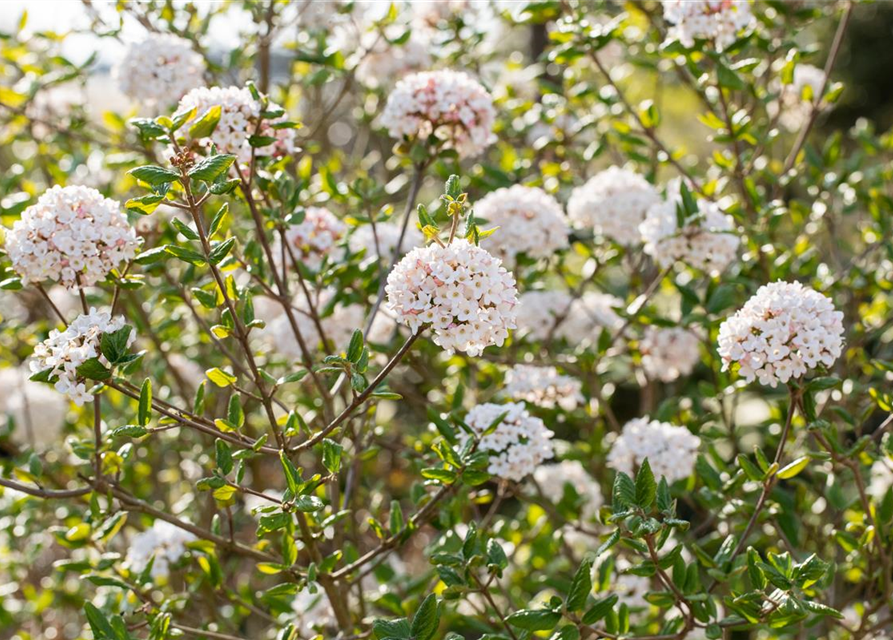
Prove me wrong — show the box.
[2,2,893,640]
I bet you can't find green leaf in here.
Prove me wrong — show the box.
[582,594,618,624]
[208,237,236,265]
[206,368,237,387]
[347,330,364,363]
[216,439,233,475]
[188,105,222,139]
[612,472,636,511]
[227,394,244,428]
[171,217,200,241]
[635,458,657,509]
[128,165,179,186]
[76,358,111,381]
[706,284,736,315]
[566,557,594,611]
[293,495,324,512]
[111,425,147,438]
[100,325,133,365]
[249,134,278,147]
[777,456,810,480]
[410,594,440,640]
[506,608,561,631]
[125,194,164,215]
[84,603,118,640]
[188,154,236,182]
[372,618,411,640]
[279,450,301,494]
[138,379,151,426]
[209,203,229,237]
[134,246,170,265]
[322,438,343,474]
[166,245,207,266]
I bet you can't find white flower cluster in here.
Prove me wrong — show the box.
[717,281,845,387]
[608,417,700,483]
[356,31,432,88]
[177,86,297,165]
[125,520,197,580]
[461,402,554,482]
[515,290,572,342]
[348,221,423,263]
[555,292,624,343]
[385,240,518,356]
[279,207,347,271]
[533,460,603,520]
[640,181,739,274]
[503,365,584,411]
[0,367,67,451]
[30,309,134,406]
[380,70,496,158]
[639,327,701,382]
[475,186,569,262]
[567,167,661,246]
[292,589,336,637]
[778,64,827,132]
[114,34,205,106]
[662,0,756,51]
[6,185,139,289]
[868,459,893,500]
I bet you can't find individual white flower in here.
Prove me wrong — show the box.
[567,167,660,246]
[5,185,140,289]
[554,292,624,343]
[717,281,845,388]
[0,367,67,450]
[777,64,828,132]
[278,207,347,271]
[177,86,297,165]
[608,417,700,483]
[347,221,423,264]
[662,0,756,51]
[514,290,573,342]
[114,34,205,106]
[503,365,584,411]
[868,459,893,501]
[640,180,739,274]
[639,327,701,383]
[380,70,497,158]
[292,589,336,637]
[29,308,134,406]
[355,30,432,88]
[475,185,570,262]
[125,520,197,580]
[460,402,554,482]
[385,239,518,356]
[533,460,603,520]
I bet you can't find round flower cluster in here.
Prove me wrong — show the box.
[567,167,661,246]
[177,86,297,165]
[778,64,827,132]
[125,520,197,580]
[0,367,67,451]
[475,186,569,262]
[503,364,584,411]
[515,290,572,342]
[868,459,893,501]
[555,292,624,343]
[533,460,603,520]
[460,402,554,482]
[355,32,432,88]
[114,34,205,106]
[717,281,845,387]
[607,417,701,483]
[279,207,347,271]
[29,309,134,406]
[348,221,423,264]
[640,182,739,274]
[639,327,701,383]
[380,70,497,158]
[662,0,756,51]
[6,185,140,289]
[292,589,336,638]
[385,240,518,356]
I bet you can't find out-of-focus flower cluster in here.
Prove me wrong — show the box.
[278,207,347,271]
[717,281,845,387]
[503,364,584,411]
[386,240,518,356]
[608,417,700,483]
[533,459,603,520]
[461,402,554,482]
[476,185,569,262]
[29,309,133,406]
[5,185,139,289]
[639,327,702,383]
[662,0,756,51]
[125,520,197,580]
[380,70,496,158]
[114,34,206,106]
[0,367,67,450]
[348,221,423,263]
